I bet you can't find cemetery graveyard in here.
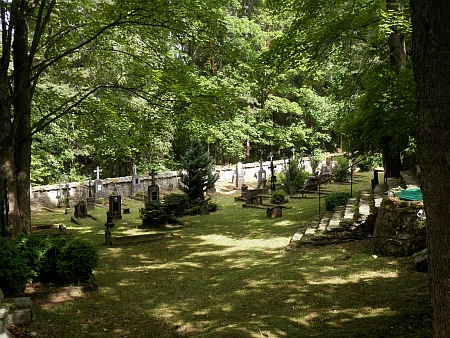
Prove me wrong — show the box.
[4,168,431,338]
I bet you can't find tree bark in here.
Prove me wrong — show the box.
[411,0,450,336]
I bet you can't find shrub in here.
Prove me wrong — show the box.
[277,164,310,194]
[325,192,350,211]
[57,239,99,284]
[17,235,99,285]
[0,237,29,295]
[271,190,288,205]
[162,193,190,217]
[141,202,179,228]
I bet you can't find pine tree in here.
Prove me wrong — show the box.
[179,138,219,202]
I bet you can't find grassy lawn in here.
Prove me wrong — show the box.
[20,172,432,338]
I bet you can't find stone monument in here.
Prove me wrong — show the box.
[94,166,104,202]
[148,170,160,203]
[131,164,142,197]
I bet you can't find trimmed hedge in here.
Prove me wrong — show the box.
[325,192,350,211]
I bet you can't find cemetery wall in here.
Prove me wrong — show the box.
[30,171,180,210]
[30,158,319,210]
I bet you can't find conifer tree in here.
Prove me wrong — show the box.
[179,138,219,202]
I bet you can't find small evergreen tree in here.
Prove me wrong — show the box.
[179,138,219,202]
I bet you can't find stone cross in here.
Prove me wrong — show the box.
[150,170,156,186]
[133,164,138,175]
[94,166,102,180]
[260,159,263,169]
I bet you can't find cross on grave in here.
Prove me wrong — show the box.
[94,166,102,180]
[94,166,104,202]
[133,164,138,175]
[150,170,156,186]
[131,164,142,197]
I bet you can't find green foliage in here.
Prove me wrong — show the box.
[325,192,350,211]
[277,162,310,193]
[355,154,382,172]
[0,237,29,296]
[271,190,288,205]
[179,138,219,202]
[16,236,99,285]
[162,193,190,217]
[141,202,179,228]
[332,155,350,182]
[56,239,100,284]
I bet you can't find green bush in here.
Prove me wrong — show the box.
[17,235,99,285]
[277,164,310,194]
[57,239,99,284]
[325,192,350,211]
[162,193,190,217]
[141,202,179,228]
[0,237,29,295]
[271,190,288,205]
[16,235,52,281]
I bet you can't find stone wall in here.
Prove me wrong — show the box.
[372,194,426,256]
[31,171,180,210]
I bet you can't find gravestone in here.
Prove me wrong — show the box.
[131,164,142,197]
[94,166,104,202]
[257,159,267,191]
[235,162,244,188]
[321,165,332,179]
[74,200,87,218]
[86,174,95,211]
[108,195,122,220]
[148,170,160,203]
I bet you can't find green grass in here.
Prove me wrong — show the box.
[23,172,432,338]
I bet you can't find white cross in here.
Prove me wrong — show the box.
[133,164,138,175]
[94,166,102,180]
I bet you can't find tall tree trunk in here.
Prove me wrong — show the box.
[382,0,406,177]
[411,0,450,336]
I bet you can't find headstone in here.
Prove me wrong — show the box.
[148,171,160,203]
[86,197,95,211]
[74,200,87,218]
[321,165,332,178]
[289,181,296,196]
[131,165,142,196]
[241,184,248,199]
[94,166,104,202]
[266,206,282,218]
[108,195,122,220]
[235,162,244,188]
[257,159,267,190]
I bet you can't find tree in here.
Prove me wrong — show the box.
[410,1,450,336]
[179,138,219,203]
[0,0,231,236]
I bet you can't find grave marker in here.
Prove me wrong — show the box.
[131,164,142,196]
[109,195,122,220]
[94,166,104,202]
[148,170,160,203]
[235,162,244,188]
[257,159,267,191]
[74,200,87,218]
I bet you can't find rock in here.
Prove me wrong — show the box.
[413,248,428,272]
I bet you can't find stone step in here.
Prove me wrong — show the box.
[358,190,372,222]
[341,197,359,226]
[314,211,333,240]
[286,222,312,251]
[326,206,345,232]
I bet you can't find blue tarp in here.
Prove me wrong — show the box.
[396,187,423,201]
